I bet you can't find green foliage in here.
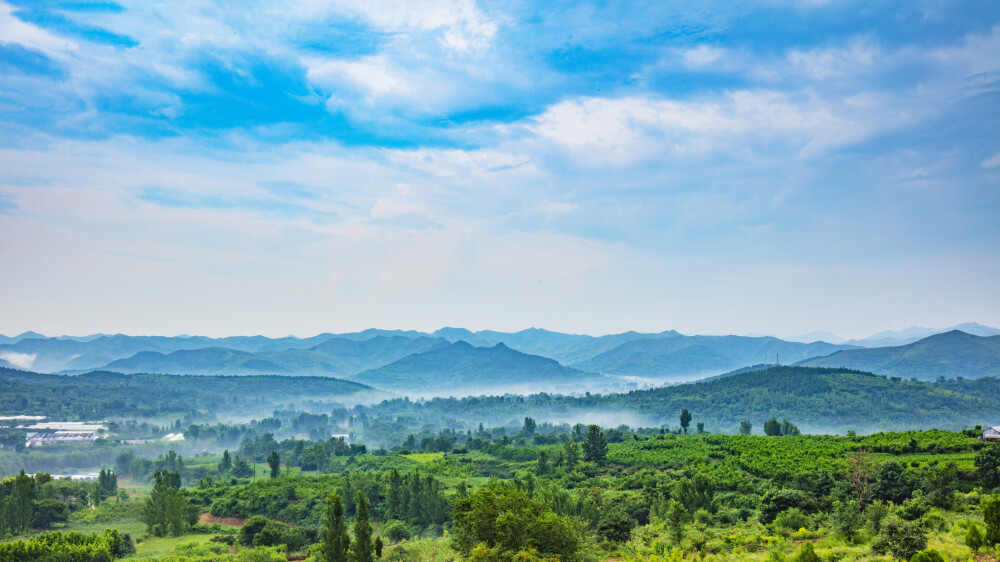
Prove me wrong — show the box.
[451,481,584,562]
[909,549,944,562]
[983,494,1000,545]
[582,425,607,464]
[322,491,350,562]
[0,529,132,561]
[976,445,1000,489]
[872,461,912,504]
[142,470,195,537]
[679,409,692,434]
[870,516,928,561]
[791,542,819,562]
[830,501,863,542]
[353,490,374,562]
[965,523,983,551]
[382,520,411,543]
[596,508,634,543]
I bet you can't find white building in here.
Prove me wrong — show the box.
[983,426,1000,442]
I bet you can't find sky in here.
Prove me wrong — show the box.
[0,0,998,340]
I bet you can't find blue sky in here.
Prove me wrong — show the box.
[0,0,997,339]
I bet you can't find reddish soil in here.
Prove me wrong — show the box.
[198,513,247,527]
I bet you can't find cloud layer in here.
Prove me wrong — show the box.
[0,0,998,339]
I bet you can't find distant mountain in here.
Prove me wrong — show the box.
[0,333,344,373]
[784,331,845,344]
[572,335,854,380]
[0,331,46,345]
[458,328,683,365]
[99,336,450,377]
[846,322,1000,348]
[798,330,1000,380]
[350,341,604,394]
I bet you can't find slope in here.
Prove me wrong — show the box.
[798,330,1000,380]
[350,341,605,394]
[572,335,853,379]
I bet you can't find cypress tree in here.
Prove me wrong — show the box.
[353,491,374,562]
[321,491,350,562]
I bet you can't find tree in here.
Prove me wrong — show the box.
[451,481,584,561]
[374,536,384,558]
[353,491,374,562]
[847,450,875,509]
[679,409,692,434]
[983,495,1000,546]
[220,450,233,472]
[664,500,686,544]
[739,420,752,435]
[870,516,927,561]
[267,451,281,479]
[976,445,1000,489]
[32,499,69,529]
[582,425,607,464]
[781,420,801,436]
[597,508,635,543]
[5,470,35,533]
[910,549,944,562]
[764,417,782,436]
[696,422,705,434]
[383,520,411,543]
[522,417,537,437]
[830,500,863,543]
[536,450,548,476]
[142,470,192,537]
[321,492,350,562]
[965,524,983,552]
[791,542,819,562]
[872,461,912,504]
[563,441,579,468]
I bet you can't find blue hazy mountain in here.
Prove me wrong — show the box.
[572,335,854,380]
[98,336,450,377]
[798,330,1000,380]
[350,341,605,394]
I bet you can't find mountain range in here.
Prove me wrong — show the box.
[1,326,998,395]
[797,330,1000,381]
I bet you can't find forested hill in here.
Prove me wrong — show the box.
[98,336,450,377]
[349,341,604,394]
[797,330,1000,380]
[570,335,852,380]
[360,366,1000,434]
[0,367,381,420]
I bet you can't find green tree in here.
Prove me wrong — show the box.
[597,508,634,543]
[267,451,281,479]
[321,492,350,562]
[830,500,863,543]
[536,450,548,476]
[976,445,1000,489]
[781,420,801,436]
[220,450,233,472]
[522,417,536,437]
[870,516,927,561]
[696,422,705,434]
[383,520,411,543]
[983,495,1000,546]
[791,542,820,562]
[909,550,944,562]
[582,425,607,464]
[764,417,782,436]
[563,441,579,469]
[679,409,692,434]
[872,461,912,504]
[739,420,752,435]
[353,491,374,562]
[4,470,35,533]
[965,524,983,552]
[451,481,584,561]
[665,500,686,544]
[374,536,384,558]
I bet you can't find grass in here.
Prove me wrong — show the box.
[404,452,446,464]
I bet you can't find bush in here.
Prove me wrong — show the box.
[383,520,412,543]
[870,517,927,561]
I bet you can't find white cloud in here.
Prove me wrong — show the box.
[982,152,1000,168]
[0,352,36,369]
[682,45,724,66]
[787,38,878,80]
[0,2,77,55]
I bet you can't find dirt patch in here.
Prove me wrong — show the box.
[199,513,247,527]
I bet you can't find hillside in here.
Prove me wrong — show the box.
[0,367,381,420]
[798,330,1000,380]
[571,335,853,379]
[99,336,449,377]
[365,366,1000,434]
[350,341,605,394]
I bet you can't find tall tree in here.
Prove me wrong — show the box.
[321,492,350,562]
[764,417,782,436]
[353,491,374,562]
[267,451,281,479]
[739,420,753,435]
[582,425,607,464]
[219,450,232,472]
[522,417,537,437]
[536,450,549,476]
[848,450,875,510]
[679,409,692,434]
